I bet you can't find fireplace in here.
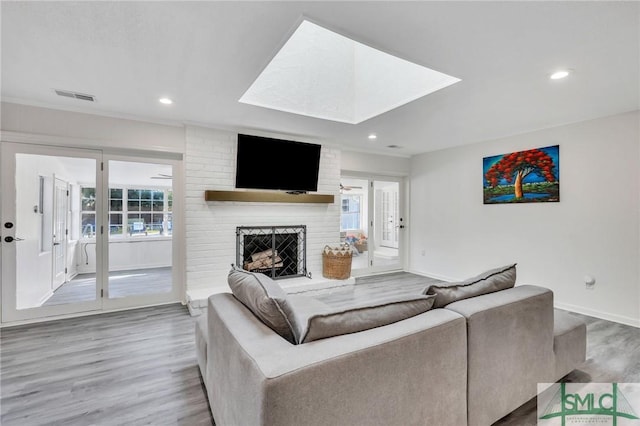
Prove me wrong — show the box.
[236,226,307,279]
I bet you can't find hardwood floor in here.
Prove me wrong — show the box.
[43,267,172,306]
[0,304,213,426]
[2,272,638,426]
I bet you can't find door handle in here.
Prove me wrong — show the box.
[53,242,61,246]
[4,236,24,243]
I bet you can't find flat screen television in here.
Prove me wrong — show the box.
[235,134,321,192]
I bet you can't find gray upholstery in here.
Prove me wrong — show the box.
[194,312,208,378]
[427,263,517,308]
[227,268,295,343]
[446,285,556,426]
[206,293,468,426]
[198,282,587,426]
[281,293,437,344]
[553,310,587,378]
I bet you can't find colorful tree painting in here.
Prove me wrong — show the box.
[483,145,559,204]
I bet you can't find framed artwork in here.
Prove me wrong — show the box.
[483,145,559,204]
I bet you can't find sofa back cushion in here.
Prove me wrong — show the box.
[425,263,517,308]
[281,293,437,344]
[227,267,295,343]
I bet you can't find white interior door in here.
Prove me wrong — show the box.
[1,142,104,323]
[52,177,69,290]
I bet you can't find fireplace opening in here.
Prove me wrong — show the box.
[236,226,307,279]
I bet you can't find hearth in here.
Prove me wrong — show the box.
[236,226,307,279]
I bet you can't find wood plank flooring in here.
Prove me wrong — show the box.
[2,272,638,426]
[43,267,172,306]
[0,304,213,426]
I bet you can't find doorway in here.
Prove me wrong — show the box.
[340,175,404,275]
[0,142,182,323]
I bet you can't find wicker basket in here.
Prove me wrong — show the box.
[322,244,353,280]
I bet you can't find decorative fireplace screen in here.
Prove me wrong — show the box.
[236,225,307,279]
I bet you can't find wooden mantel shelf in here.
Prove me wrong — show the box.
[204,190,334,204]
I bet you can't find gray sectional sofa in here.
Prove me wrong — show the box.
[195,269,586,426]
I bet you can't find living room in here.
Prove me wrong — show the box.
[1,1,639,425]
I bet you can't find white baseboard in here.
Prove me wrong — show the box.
[38,290,54,306]
[554,302,640,328]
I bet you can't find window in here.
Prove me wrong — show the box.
[127,189,157,236]
[81,187,96,238]
[110,188,123,235]
[340,195,361,230]
[80,186,172,239]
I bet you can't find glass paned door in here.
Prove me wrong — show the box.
[372,180,401,270]
[104,159,177,308]
[340,178,369,271]
[1,143,103,322]
[340,176,404,274]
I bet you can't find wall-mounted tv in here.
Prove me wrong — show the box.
[235,134,321,192]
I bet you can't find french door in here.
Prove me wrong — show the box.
[1,143,104,322]
[1,142,182,323]
[52,177,70,290]
[340,175,404,275]
[101,155,182,311]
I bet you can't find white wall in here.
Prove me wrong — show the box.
[341,150,410,176]
[409,111,640,326]
[185,126,341,294]
[1,102,185,154]
[76,239,172,274]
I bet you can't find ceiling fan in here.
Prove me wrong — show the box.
[151,173,173,180]
[340,183,363,192]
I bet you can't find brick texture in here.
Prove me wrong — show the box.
[185,126,341,293]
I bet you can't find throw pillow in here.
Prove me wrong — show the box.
[280,292,437,344]
[425,263,517,308]
[227,267,295,343]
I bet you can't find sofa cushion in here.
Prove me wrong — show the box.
[425,263,517,308]
[227,267,295,343]
[281,293,437,344]
[194,311,208,379]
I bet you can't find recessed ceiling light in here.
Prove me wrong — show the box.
[239,20,461,124]
[550,70,570,80]
[159,97,173,105]
[368,134,377,140]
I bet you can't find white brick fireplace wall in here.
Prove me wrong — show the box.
[185,125,341,304]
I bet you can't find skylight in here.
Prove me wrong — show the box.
[239,20,461,124]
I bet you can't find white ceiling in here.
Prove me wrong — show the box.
[2,2,638,156]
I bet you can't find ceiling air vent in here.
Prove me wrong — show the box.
[386,145,402,149]
[54,89,96,102]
